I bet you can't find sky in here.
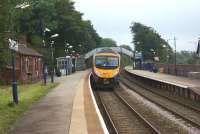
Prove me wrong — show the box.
[74,0,200,51]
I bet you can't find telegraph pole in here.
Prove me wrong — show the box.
[50,41,54,83]
[174,37,177,75]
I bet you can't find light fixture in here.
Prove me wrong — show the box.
[50,33,59,38]
[15,2,30,9]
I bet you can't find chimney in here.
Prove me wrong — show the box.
[18,35,27,47]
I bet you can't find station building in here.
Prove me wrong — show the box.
[0,36,43,83]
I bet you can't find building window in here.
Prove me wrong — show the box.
[26,57,29,73]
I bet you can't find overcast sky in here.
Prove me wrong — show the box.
[74,0,200,51]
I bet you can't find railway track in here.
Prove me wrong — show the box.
[120,75,200,129]
[97,90,160,134]
[123,73,200,113]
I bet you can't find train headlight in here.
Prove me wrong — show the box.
[95,70,101,77]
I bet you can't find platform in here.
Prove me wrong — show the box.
[10,71,105,134]
[125,67,200,97]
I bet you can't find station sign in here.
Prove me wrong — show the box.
[135,52,143,60]
[154,56,159,61]
[9,39,18,51]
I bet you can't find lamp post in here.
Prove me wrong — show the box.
[9,39,19,105]
[162,44,169,74]
[64,43,72,76]
[50,40,54,83]
[42,27,51,85]
[167,37,177,75]
[50,34,59,83]
[43,27,51,47]
[133,42,139,69]
[166,38,175,74]
[9,2,30,105]
[133,50,136,69]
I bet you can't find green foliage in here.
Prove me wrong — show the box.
[176,51,200,64]
[1,0,120,73]
[0,82,58,134]
[85,58,93,68]
[0,0,11,72]
[100,38,117,47]
[130,22,173,63]
[15,0,101,61]
[120,54,133,67]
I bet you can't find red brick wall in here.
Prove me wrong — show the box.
[0,54,43,84]
[156,64,200,77]
[20,55,43,83]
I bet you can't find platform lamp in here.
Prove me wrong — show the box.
[64,42,70,76]
[42,27,51,85]
[64,48,68,76]
[8,2,30,105]
[162,44,169,74]
[50,34,59,83]
[133,41,140,69]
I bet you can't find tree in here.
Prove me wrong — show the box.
[0,0,11,72]
[176,51,199,64]
[100,38,117,47]
[130,22,173,63]
[15,0,102,65]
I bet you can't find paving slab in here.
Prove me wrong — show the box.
[125,67,200,95]
[10,71,87,134]
[69,72,104,134]
[69,74,88,134]
[83,74,105,134]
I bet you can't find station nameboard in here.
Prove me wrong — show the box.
[135,52,143,60]
[9,39,18,51]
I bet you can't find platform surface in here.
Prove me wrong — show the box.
[125,67,200,95]
[10,71,103,134]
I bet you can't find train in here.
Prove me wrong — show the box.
[91,49,121,88]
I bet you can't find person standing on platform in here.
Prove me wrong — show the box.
[43,65,48,85]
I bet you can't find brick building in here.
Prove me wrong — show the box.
[0,36,43,83]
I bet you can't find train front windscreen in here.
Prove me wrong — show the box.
[95,56,119,69]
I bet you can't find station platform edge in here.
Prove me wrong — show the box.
[125,66,200,100]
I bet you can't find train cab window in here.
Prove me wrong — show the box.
[95,56,119,69]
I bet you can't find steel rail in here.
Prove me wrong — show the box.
[120,79,200,129]
[123,74,200,113]
[97,91,118,134]
[114,91,161,134]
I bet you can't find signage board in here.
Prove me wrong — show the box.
[9,39,18,51]
[135,52,143,60]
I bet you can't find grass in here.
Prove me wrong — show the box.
[0,82,58,134]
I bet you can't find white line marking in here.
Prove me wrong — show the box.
[88,73,109,134]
